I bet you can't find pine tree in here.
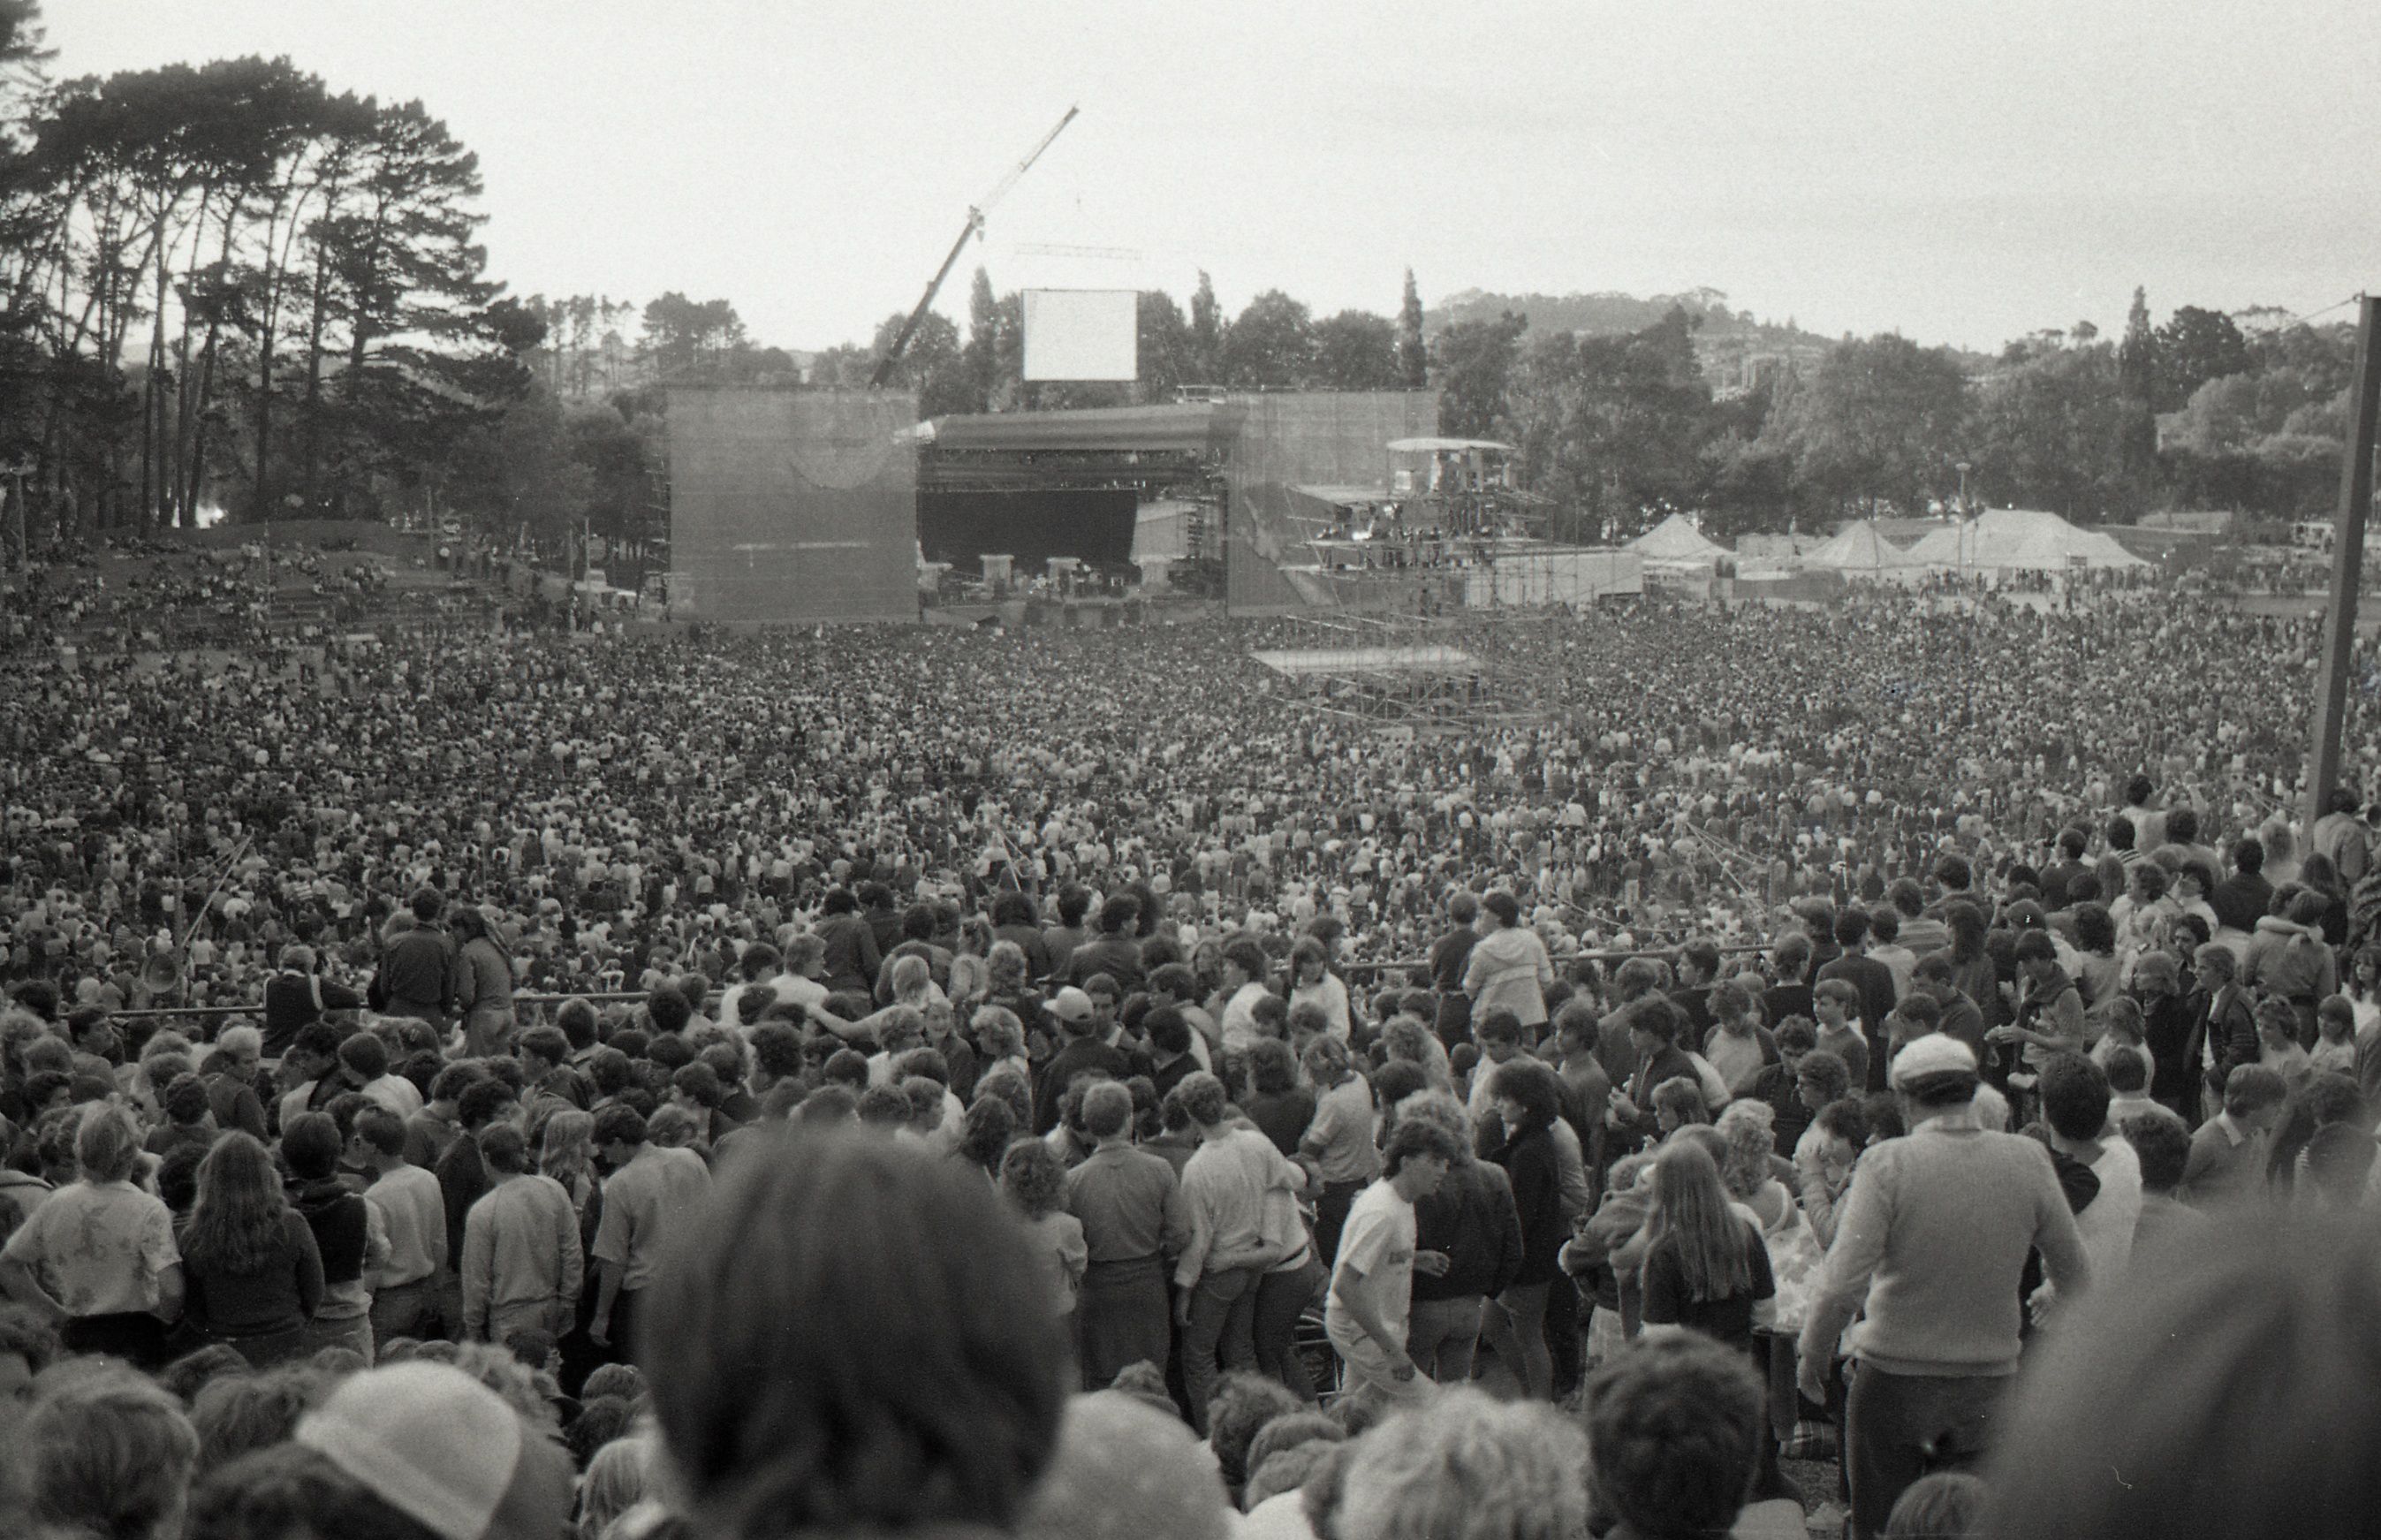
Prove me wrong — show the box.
[1188,270,1225,385]
[2116,285,2159,494]
[1397,269,1427,388]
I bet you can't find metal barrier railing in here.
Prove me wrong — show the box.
[102,941,1777,1023]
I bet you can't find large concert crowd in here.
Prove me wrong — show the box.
[4,548,2381,1540]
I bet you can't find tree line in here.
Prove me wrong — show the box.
[855,262,2355,538]
[0,16,558,541]
[1432,289,2359,540]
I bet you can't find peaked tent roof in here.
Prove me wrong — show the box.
[1900,509,2150,572]
[1626,513,1730,563]
[1801,520,1923,572]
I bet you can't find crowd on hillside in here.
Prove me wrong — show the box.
[4,576,2381,1539]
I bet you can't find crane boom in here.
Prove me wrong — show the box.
[870,105,1080,390]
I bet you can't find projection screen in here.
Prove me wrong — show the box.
[1021,289,1139,382]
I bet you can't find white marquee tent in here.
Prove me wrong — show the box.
[1626,513,1730,566]
[1900,509,2150,573]
[1800,520,1925,579]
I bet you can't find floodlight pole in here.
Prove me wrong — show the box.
[2303,294,2381,831]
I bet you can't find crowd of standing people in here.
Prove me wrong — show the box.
[5,560,2381,1539]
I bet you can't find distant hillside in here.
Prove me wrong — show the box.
[1424,288,1993,395]
[1428,287,1760,338]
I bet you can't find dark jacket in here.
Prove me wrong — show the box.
[1061,934,1145,993]
[1614,1044,1701,1149]
[1430,927,1479,1041]
[379,927,455,1015]
[1413,1159,1524,1301]
[1034,1036,1132,1134]
[289,1176,369,1286]
[2185,984,2260,1114]
[1817,952,1899,1040]
[1748,1062,1814,1157]
[185,1210,324,1339]
[202,1065,269,1141]
[2210,872,2274,935]
[1491,1122,1566,1286]
[815,913,883,997]
[262,971,363,1059]
[435,1134,489,1278]
[991,923,1055,982]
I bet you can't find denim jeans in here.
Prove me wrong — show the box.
[1406,1294,1484,1384]
[1180,1266,1259,1434]
[1846,1365,2006,1540]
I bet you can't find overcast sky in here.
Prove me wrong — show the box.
[48,0,2381,355]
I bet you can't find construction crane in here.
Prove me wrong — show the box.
[870,105,1079,390]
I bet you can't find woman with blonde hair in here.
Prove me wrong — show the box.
[971,1005,1030,1086]
[538,1106,605,1389]
[887,953,954,1042]
[948,916,995,1012]
[577,1434,659,1540]
[0,1102,185,1366]
[1379,1013,1456,1095]
[540,1109,600,1218]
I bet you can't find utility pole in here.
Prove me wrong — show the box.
[2304,294,2381,831]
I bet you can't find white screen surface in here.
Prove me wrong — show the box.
[1021,289,1139,382]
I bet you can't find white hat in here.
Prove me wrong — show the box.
[1888,1034,1979,1091]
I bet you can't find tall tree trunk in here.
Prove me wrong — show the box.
[182,205,239,527]
[298,243,333,511]
[171,185,214,527]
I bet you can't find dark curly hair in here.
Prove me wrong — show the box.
[1584,1334,1764,1540]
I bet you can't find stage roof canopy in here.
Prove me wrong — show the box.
[1253,645,1481,677]
[925,402,1242,457]
[1385,436,1513,453]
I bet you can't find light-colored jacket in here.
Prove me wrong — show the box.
[1462,927,1554,1027]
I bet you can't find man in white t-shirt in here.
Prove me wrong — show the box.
[1325,1118,1462,1411]
[1217,938,1274,1054]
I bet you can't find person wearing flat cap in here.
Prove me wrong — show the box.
[1795,1035,2091,1540]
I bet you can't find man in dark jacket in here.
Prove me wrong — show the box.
[262,944,363,1061]
[813,888,882,998]
[1035,987,1132,1134]
[2185,943,2261,1125]
[1817,909,1900,1047]
[2209,838,2275,936]
[1604,1001,1701,1153]
[378,889,455,1027]
[284,1112,377,1358]
[1061,894,1146,993]
[1407,1096,1523,1383]
[436,1080,518,1333]
[1429,892,1482,1048]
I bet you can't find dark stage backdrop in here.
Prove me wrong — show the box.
[667,388,919,624]
[918,489,1138,574]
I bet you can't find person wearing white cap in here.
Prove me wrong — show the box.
[1795,1034,2091,1540]
[187,1359,576,1540]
